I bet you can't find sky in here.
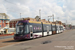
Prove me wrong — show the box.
[0,0,75,25]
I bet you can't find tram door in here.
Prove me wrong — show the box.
[47,26,49,35]
[29,25,33,38]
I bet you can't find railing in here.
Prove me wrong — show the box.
[0,33,14,37]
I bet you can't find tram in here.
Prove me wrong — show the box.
[14,18,64,40]
[56,24,60,34]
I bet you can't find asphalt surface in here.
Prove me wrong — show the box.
[0,35,13,40]
[0,30,75,50]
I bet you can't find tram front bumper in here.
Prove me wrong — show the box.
[14,36,25,40]
[14,34,30,40]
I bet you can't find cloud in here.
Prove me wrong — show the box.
[62,0,75,25]
[0,0,75,25]
[0,4,7,13]
[0,0,15,19]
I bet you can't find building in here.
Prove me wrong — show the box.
[0,13,10,34]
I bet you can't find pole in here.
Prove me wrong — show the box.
[48,16,49,21]
[20,13,21,18]
[39,9,41,19]
[48,16,51,21]
[2,16,4,39]
[52,14,54,22]
[39,9,43,36]
[66,20,67,29]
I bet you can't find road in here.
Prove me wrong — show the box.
[0,29,75,50]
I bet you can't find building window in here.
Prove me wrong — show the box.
[3,16,5,19]
[0,25,1,28]
[6,24,9,27]
[2,23,4,27]
[5,16,7,19]
[12,23,14,28]
[0,20,1,23]
[6,21,9,23]
[0,16,2,19]
[3,20,4,23]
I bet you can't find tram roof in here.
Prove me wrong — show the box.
[29,21,52,24]
[56,23,62,25]
[24,17,52,24]
[29,21,41,24]
[19,17,63,25]
[61,25,63,26]
[42,22,52,24]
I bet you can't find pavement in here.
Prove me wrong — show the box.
[0,35,13,40]
[0,29,75,50]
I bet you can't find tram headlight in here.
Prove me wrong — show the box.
[26,35,29,37]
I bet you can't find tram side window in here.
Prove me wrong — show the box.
[60,26,61,30]
[29,25,33,32]
[30,27,32,32]
[37,26,42,32]
[58,26,60,30]
[57,26,59,30]
[52,25,55,31]
[52,26,54,31]
[40,26,42,32]
[37,26,40,32]
[26,25,29,33]
[24,25,29,34]
[33,26,36,33]
[60,26,62,30]
[56,26,58,30]
[59,26,61,30]
[62,26,63,30]
[43,26,45,32]
[61,26,63,30]
[44,26,47,32]
[33,26,38,33]
[47,26,49,32]
[33,25,42,33]
[49,25,51,31]
[56,26,57,30]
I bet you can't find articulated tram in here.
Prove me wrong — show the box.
[14,19,64,40]
[56,24,63,34]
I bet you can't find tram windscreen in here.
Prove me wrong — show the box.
[16,22,24,34]
[16,21,29,34]
[16,25,24,34]
[16,25,29,34]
